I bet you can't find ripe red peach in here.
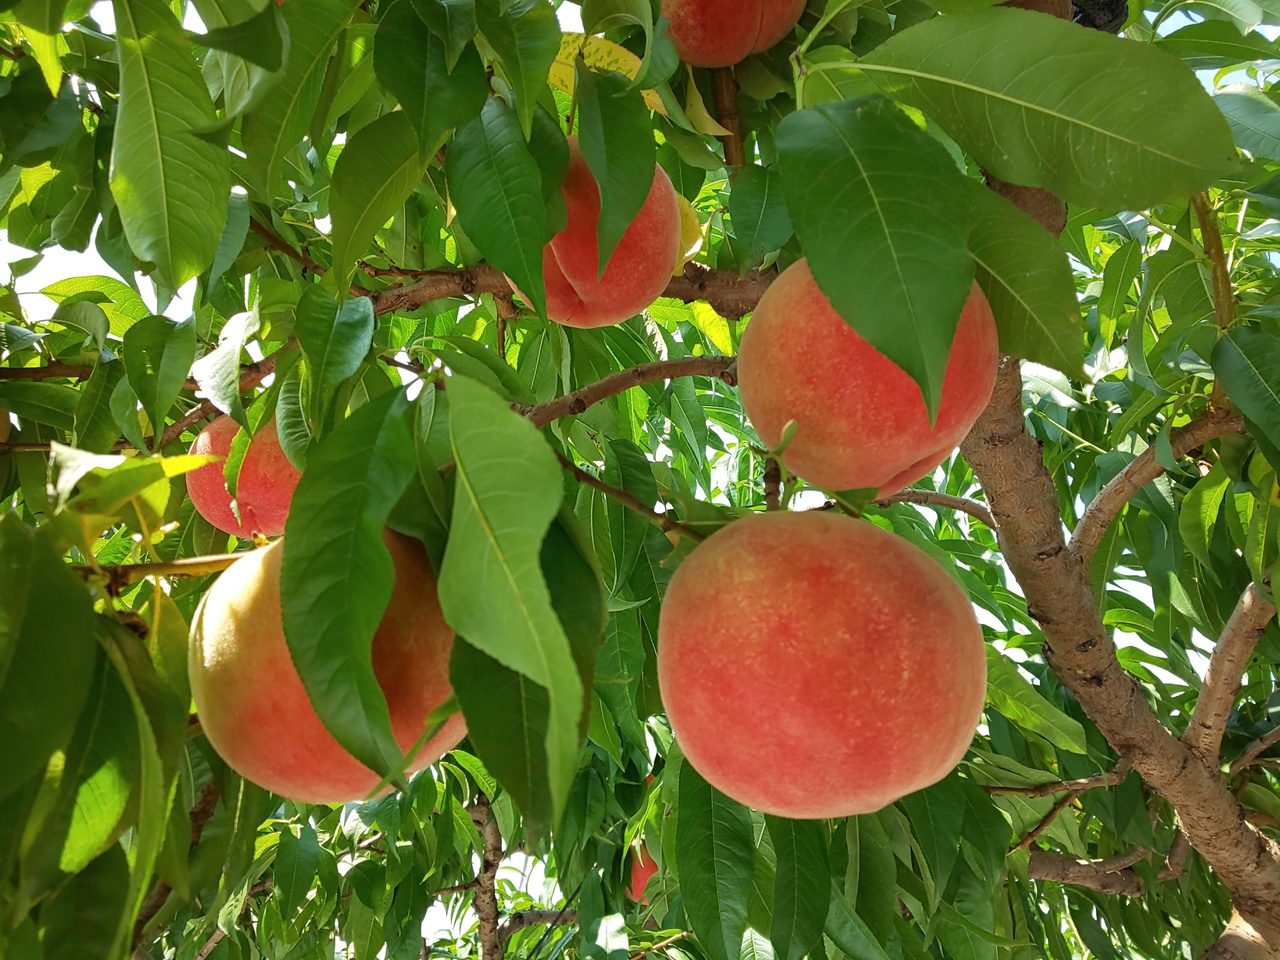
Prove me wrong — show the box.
[737,259,999,496]
[187,415,300,538]
[189,531,466,804]
[627,844,658,902]
[513,137,681,329]
[657,510,986,818]
[661,0,806,68]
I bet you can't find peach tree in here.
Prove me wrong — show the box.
[1,0,1280,957]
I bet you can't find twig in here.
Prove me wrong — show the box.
[713,68,747,169]
[73,553,245,590]
[763,457,781,511]
[191,879,273,960]
[1070,407,1246,564]
[1013,791,1079,852]
[629,932,693,960]
[497,909,579,946]
[1027,850,1147,897]
[1183,583,1276,766]
[874,490,995,529]
[520,356,736,428]
[1192,192,1236,410]
[1159,829,1192,881]
[985,761,1130,798]
[153,347,284,450]
[555,451,705,543]
[469,795,504,960]
[1229,725,1280,777]
[249,218,326,275]
[0,360,95,381]
[435,879,482,896]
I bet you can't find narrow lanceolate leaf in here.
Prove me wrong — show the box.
[475,0,560,139]
[241,0,360,195]
[1212,326,1280,459]
[446,98,549,317]
[1099,237,1143,324]
[411,0,477,72]
[985,648,1088,753]
[1155,20,1280,70]
[121,315,197,448]
[777,96,975,419]
[111,0,230,289]
[74,360,126,454]
[1180,461,1231,569]
[374,0,487,153]
[729,164,793,271]
[192,1,287,71]
[281,390,417,778]
[966,184,1083,377]
[574,61,655,276]
[0,381,79,431]
[676,765,755,960]
[824,882,893,960]
[191,311,260,430]
[766,817,831,960]
[1214,84,1280,161]
[294,286,375,430]
[860,8,1239,210]
[329,112,423,293]
[438,376,584,823]
[580,874,630,960]
[899,776,966,907]
[275,824,321,921]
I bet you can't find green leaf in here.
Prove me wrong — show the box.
[1180,461,1231,569]
[0,517,96,801]
[280,389,417,778]
[475,0,560,139]
[676,764,755,960]
[294,285,375,431]
[766,817,831,960]
[192,2,287,71]
[1155,20,1280,69]
[899,775,966,908]
[275,824,320,921]
[602,438,655,594]
[1214,84,1280,160]
[574,61,655,277]
[37,844,130,960]
[241,0,360,195]
[824,880,893,960]
[411,0,477,72]
[860,7,1239,210]
[1099,238,1143,326]
[593,608,646,750]
[121,315,197,450]
[438,376,583,824]
[190,311,260,430]
[777,96,975,418]
[985,648,1088,753]
[13,0,68,35]
[579,872,630,960]
[72,361,125,454]
[330,112,424,293]
[375,0,487,154]
[445,98,549,317]
[111,0,230,289]
[0,381,79,431]
[1213,326,1280,460]
[966,183,1083,377]
[729,164,793,271]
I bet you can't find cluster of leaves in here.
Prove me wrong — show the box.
[1,0,1280,957]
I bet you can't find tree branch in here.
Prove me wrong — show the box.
[469,795,504,960]
[1071,407,1246,564]
[497,908,579,946]
[1230,726,1280,777]
[713,68,747,169]
[74,553,245,589]
[249,218,326,275]
[555,450,705,543]
[1184,584,1277,766]
[0,359,96,381]
[1028,850,1147,897]
[985,761,1130,797]
[520,355,736,428]
[630,932,693,960]
[874,489,995,528]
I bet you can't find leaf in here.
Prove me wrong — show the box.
[37,844,131,960]
[1155,20,1280,69]
[1213,326,1280,460]
[766,817,831,960]
[593,608,646,750]
[329,112,424,293]
[729,164,793,271]
[275,824,320,921]
[1180,461,1231,569]
[411,0,476,72]
[475,0,560,139]
[0,516,96,801]
[72,360,125,454]
[121,315,197,449]
[602,439,656,594]
[0,381,79,431]
[111,0,230,289]
[438,376,584,825]
[190,311,261,429]
[860,7,1239,210]
[574,61,656,277]
[374,0,487,153]
[1099,238,1143,325]
[777,96,975,418]
[1214,84,1280,160]
[676,764,755,960]
[548,32,665,114]
[966,183,1083,377]
[241,0,360,195]
[13,0,68,35]
[899,775,966,907]
[579,872,630,960]
[445,98,549,317]
[294,286,375,430]
[280,390,417,778]
[985,648,1088,753]
[824,879,893,960]
[192,2,287,71]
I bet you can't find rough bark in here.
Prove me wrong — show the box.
[1028,850,1146,896]
[469,796,505,960]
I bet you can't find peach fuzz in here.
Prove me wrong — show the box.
[189,531,466,804]
[737,259,999,496]
[661,0,806,68]
[187,415,300,538]
[512,137,681,329]
[657,510,986,818]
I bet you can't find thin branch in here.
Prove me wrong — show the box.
[630,932,693,960]
[0,360,95,381]
[1028,851,1147,897]
[985,761,1130,798]
[713,68,747,169]
[469,795,504,960]
[1230,725,1280,777]
[874,489,995,529]
[1184,583,1276,765]
[73,553,245,590]
[1071,407,1246,564]
[1159,829,1192,881]
[434,879,482,896]
[249,218,325,275]
[555,450,705,543]
[191,879,273,960]
[521,356,736,428]
[497,908,579,946]
[1014,791,1078,852]
[763,457,781,511]
[153,347,284,450]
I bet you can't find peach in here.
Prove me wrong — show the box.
[187,415,300,538]
[661,0,806,68]
[189,531,466,804]
[657,510,986,818]
[737,259,999,496]
[627,844,658,902]
[514,137,681,329]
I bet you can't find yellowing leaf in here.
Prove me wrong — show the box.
[674,194,703,276]
[684,65,731,136]
[548,32,665,114]
[690,302,732,355]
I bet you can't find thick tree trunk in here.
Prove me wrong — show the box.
[1204,911,1280,959]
